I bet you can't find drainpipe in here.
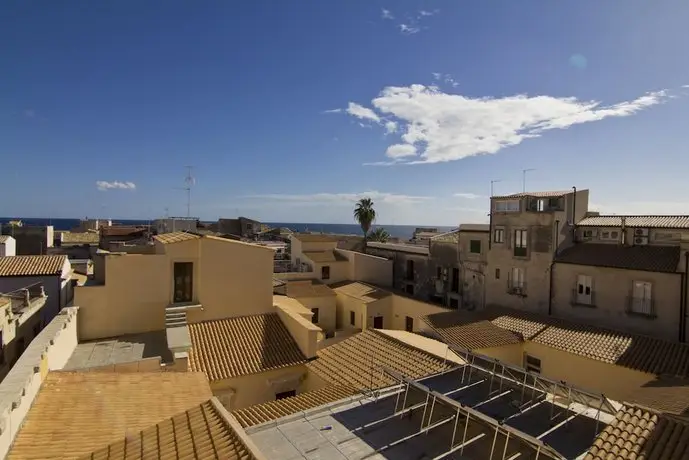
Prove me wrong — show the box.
[549,220,559,316]
[571,187,577,241]
[682,252,689,342]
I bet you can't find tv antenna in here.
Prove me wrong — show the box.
[174,166,195,218]
[522,168,536,193]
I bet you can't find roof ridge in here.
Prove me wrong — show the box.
[367,329,447,363]
[194,312,277,325]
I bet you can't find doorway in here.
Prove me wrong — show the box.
[373,316,384,329]
[173,262,193,303]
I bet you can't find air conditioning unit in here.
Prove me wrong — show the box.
[635,228,650,237]
[634,236,648,246]
[582,229,596,239]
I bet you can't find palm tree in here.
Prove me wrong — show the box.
[368,227,390,243]
[353,197,376,253]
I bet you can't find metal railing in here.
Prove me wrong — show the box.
[513,246,528,257]
[571,289,596,308]
[626,296,655,317]
[2,282,46,314]
[506,280,527,296]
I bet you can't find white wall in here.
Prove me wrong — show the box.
[0,238,16,257]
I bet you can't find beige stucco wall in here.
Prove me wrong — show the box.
[474,342,524,367]
[522,342,654,401]
[335,292,368,330]
[389,295,450,332]
[76,237,275,341]
[294,296,337,334]
[336,249,393,287]
[275,304,320,359]
[311,260,349,284]
[211,365,308,410]
[551,263,682,340]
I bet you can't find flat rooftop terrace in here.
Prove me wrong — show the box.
[248,349,618,460]
[63,330,172,370]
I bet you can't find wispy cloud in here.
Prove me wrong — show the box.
[419,9,439,17]
[381,8,394,20]
[432,73,459,87]
[322,108,343,114]
[242,191,432,206]
[399,24,420,35]
[96,181,136,191]
[384,121,397,134]
[454,193,482,199]
[342,84,681,165]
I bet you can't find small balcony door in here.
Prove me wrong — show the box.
[173,262,193,303]
[576,275,592,305]
[373,316,383,329]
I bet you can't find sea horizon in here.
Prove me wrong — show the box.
[0,217,455,240]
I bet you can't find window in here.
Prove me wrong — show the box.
[406,260,415,281]
[509,267,525,294]
[311,308,319,324]
[494,228,505,243]
[436,266,442,279]
[405,284,414,296]
[405,316,414,332]
[600,230,620,241]
[469,240,481,254]
[373,316,383,329]
[449,298,459,309]
[514,230,528,257]
[575,275,593,306]
[525,355,541,374]
[629,281,654,316]
[495,268,500,279]
[350,311,356,326]
[494,200,520,212]
[276,390,296,400]
[582,229,595,239]
[451,268,460,293]
[173,262,193,303]
[321,265,330,280]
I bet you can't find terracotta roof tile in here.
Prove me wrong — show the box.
[578,215,689,229]
[555,243,680,273]
[60,231,100,245]
[584,404,689,460]
[0,235,13,243]
[617,378,689,415]
[330,281,392,303]
[492,190,573,199]
[302,250,347,263]
[421,311,522,350]
[232,385,358,428]
[424,307,689,379]
[100,226,148,237]
[8,372,213,460]
[0,255,66,277]
[286,280,335,298]
[458,224,490,233]
[78,400,256,460]
[306,330,452,391]
[188,313,307,381]
[431,229,460,242]
[291,233,344,243]
[154,231,201,244]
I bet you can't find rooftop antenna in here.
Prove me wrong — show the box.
[522,168,536,193]
[490,179,502,197]
[183,166,195,218]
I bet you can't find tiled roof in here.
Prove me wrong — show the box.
[492,190,573,199]
[0,255,66,277]
[431,229,460,243]
[78,400,256,460]
[422,311,523,350]
[0,235,12,243]
[423,307,689,379]
[232,385,358,428]
[60,231,99,245]
[330,281,392,303]
[306,330,452,391]
[100,226,148,237]
[8,372,213,460]
[154,231,201,244]
[578,215,689,229]
[302,250,347,263]
[291,233,342,243]
[617,377,689,415]
[188,313,307,381]
[555,243,681,273]
[584,404,689,459]
[458,224,490,233]
[286,280,335,298]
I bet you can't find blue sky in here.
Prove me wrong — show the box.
[2,1,688,226]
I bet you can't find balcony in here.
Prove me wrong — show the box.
[4,283,46,314]
[626,296,656,318]
[513,246,528,258]
[571,289,596,308]
[507,280,527,297]
[526,198,564,213]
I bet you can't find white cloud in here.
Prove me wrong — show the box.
[381,8,394,20]
[96,181,136,191]
[384,121,397,134]
[454,193,482,199]
[344,84,678,165]
[419,9,439,17]
[399,24,420,34]
[346,102,380,123]
[432,72,442,81]
[242,191,432,206]
[322,108,343,114]
[386,144,417,158]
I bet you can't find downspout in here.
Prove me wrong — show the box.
[548,220,559,316]
[682,251,689,342]
[571,186,577,241]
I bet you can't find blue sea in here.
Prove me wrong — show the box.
[0,218,453,241]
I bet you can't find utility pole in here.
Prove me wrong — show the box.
[183,166,195,218]
[490,179,502,197]
[522,168,536,193]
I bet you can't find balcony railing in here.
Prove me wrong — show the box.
[626,296,656,318]
[513,246,528,258]
[2,282,46,314]
[571,289,596,308]
[507,280,527,296]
